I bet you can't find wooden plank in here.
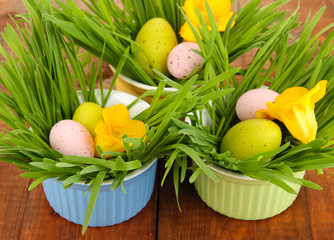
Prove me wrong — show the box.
[16,170,158,239]
[253,187,313,239]
[0,163,31,240]
[305,169,334,239]
[157,165,256,240]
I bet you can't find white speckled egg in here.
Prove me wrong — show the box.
[236,88,279,121]
[167,42,204,79]
[49,120,95,157]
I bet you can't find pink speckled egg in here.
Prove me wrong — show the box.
[49,120,95,157]
[167,42,204,79]
[236,88,279,121]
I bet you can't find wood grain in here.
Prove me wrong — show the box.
[306,170,334,240]
[157,167,257,240]
[0,163,31,240]
[0,0,334,239]
[18,177,158,240]
[0,160,158,240]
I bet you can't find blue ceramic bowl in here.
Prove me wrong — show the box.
[42,158,157,227]
[43,90,156,227]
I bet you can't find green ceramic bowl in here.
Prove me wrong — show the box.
[194,164,305,220]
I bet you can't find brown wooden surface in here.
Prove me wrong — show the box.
[1,0,334,239]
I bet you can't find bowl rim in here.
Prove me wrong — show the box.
[100,157,157,185]
[208,163,305,183]
[62,158,157,188]
[207,163,260,181]
[109,65,178,91]
[77,89,150,117]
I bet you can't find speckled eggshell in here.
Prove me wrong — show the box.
[236,88,279,121]
[220,119,282,160]
[167,42,204,79]
[49,120,95,157]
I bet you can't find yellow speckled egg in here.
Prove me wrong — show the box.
[220,119,282,160]
[72,102,103,138]
[49,120,95,157]
[135,18,178,76]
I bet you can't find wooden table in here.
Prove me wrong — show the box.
[1,0,334,239]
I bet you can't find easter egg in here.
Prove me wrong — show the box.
[73,102,103,138]
[135,18,178,76]
[236,88,279,121]
[49,120,95,157]
[167,42,204,79]
[220,119,282,160]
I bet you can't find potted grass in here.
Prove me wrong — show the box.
[43,0,296,103]
[0,0,241,234]
[156,3,334,219]
[0,0,157,234]
[45,0,334,219]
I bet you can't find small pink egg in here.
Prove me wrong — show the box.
[49,120,95,157]
[236,88,279,121]
[167,42,204,79]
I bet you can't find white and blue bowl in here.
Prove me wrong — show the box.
[43,90,156,227]
[42,158,157,227]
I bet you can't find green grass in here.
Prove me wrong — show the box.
[0,0,333,234]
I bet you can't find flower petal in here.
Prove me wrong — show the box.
[182,0,202,24]
[217,11,236,31]
[102,104,129,125]
[94,120,107,135]
[123,119,146,139]
[95,134,125,153]
[179,22,198,42]
[274,87,308,107]
[291,103,317,143]
[207,0,231,18]
[110,119,146,139]
[308,80,328,105]
[180,0,235,41]
[255,108,274,120]
[256,81,327,143]
[94,104,147,154]
[278,103,316,144]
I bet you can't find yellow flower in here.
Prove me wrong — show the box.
[179,0,235,42]
[256,80,328,144]
[94,104,146,154]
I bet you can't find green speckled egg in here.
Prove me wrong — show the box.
[220,119,282,160]
[135,18,178,76]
